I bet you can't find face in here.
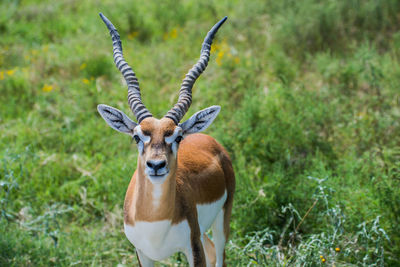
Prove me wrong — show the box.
[97,104,221,184]
[132,117,183,184]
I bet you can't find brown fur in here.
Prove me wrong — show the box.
[123,117,235,266]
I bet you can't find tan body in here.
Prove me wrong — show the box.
[123,124,235,266]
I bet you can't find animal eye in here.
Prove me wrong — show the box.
[164,130,173,137]
[175,135,183,144]
[142,130,151,136]
[133,135,140,144]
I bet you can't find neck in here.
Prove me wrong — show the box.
[132,160,176,222]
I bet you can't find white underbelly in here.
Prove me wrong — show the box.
[124,190,227,261]
[124,220,191,261]
[197,190,227,234]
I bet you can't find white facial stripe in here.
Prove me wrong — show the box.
[133,126,150,155]
[165,127,183,144]
[134,125,151,143]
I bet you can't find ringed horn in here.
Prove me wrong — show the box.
[99,13,227,124]
[165,16,227,125]
[99,13,152,123]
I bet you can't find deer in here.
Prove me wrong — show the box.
[97,13,235,267]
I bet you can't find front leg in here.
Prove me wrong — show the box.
[136,249,154,267]
[185,237,207,267]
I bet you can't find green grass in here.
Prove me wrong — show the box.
[1,0,400,266]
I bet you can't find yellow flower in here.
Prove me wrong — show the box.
[6,69,16,76]
[212,39,231,66]
[335,247,340,252]
[233,56,240,64]
[321,258,326,263]
[128,31,139,40]
[211,42,220,53]
[170,28,178,39]
[320,255,324,259]
[216,50,225,66]
[82,78,90,84]
[80,63,87,70]
[42,84,54,92]
[0,71,4,80]
[163,28,178,40]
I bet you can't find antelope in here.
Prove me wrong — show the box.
[97,13,235,267]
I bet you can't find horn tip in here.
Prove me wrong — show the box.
[218,16,228,27]
[99,12,107,23]
[99,13,117,32]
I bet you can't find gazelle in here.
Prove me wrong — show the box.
[97,13,235,267]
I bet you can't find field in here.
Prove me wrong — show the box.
[1,0,400,266]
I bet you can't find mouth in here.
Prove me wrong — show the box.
[148,172,169,184]
[149,173,167,179]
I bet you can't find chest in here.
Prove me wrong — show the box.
[124,192,227,260]
[124,220,191,261]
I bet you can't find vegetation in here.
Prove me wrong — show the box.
[1,0,399,265]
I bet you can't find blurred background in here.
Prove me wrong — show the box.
[1,0,400,266]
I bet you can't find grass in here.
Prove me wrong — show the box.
[1,0,400,265]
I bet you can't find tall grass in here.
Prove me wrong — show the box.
[1,0,399,265]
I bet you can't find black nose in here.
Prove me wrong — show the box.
[146,160,167,173]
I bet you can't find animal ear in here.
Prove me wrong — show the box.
[179,105,221,135]
[97,104,137,135]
